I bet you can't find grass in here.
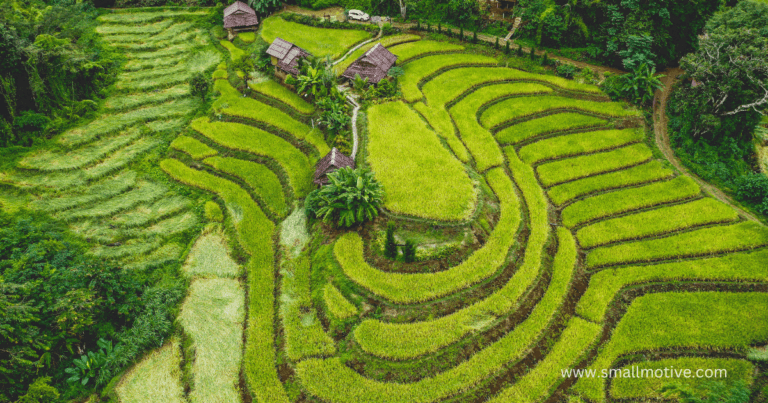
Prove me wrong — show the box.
[214,80,313,142]
[58,98,200,147]
[586,221,768,267]
[178,279,245,403]
[183,226,240,278]
[450,83,552,171]
[239,32,256,43]
[486,318,601,403]
[60,181,167,221]
[495,112,608,145]
[97,10,210,23]
[31,170,137,212]
[19,129,141,171]
[547,161,674,206]
[203,156,288,218]
[535,143,654,187]
[248,80,315,115]
[191,118,313,197]
[205,201,224,222]
[519,128,644,165]
[421,67,599,111]
[220,40,245,61]
[105,84,190,111]
[351,169,538,359]
[576,198,739,248]
[142,211,199,237]
[124,242,183,270]
[481,96,637,129]
[115,339,185,403]
[576,248,768,322]
[159,159,289,403]
[170,135,218,160]
[260,16,372,59]
[561,176,701,228]
[335,168,520,305]
[91,239,161,260]
[400,54,498,102]
[422,67,557,110]
[573,292,768,402]
[95,19,173,35]
[367,102,475,221]
[83,137,161,179]
[295,228,570,403]
[333,34,421,75]
[411,103,469,162]
[389,40,465,62]
[324,284,358,320]
[123,52,189,71]
[280,256,336,361]
[610,357,754,400]
[111,195,191,227]
[127,43,196,60]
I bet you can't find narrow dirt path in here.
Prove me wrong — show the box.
[653,68,761,223]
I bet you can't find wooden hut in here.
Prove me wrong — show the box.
[341,43,398,85]
[265,37,311,81]
[313,148,355,186]
[223,1,258,36]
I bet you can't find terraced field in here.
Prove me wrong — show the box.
[262,28,768,403]
[5,9,767,403]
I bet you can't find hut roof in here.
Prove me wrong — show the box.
[224,1,255,17]
[223,1,258,28]
[341,43,397,84]
[314,148,355,185]
[267,38,311,75]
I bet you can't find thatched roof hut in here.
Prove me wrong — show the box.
[223,1,258,31]
[342,43,398,84]
[314,147,355,186]
[266,37,311,76]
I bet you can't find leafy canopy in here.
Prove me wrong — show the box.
[306,167,384,227]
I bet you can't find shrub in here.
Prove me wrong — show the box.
[305,167,384,227]
[384,222,397,259]
[189,72,210,101]
[16,378,59,403]
[735,173,768,214]
[556,63,578,78]
[403,239,417,263]
[505,40,510,54]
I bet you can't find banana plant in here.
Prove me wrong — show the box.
[64,339,113,387]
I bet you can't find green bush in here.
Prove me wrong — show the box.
[305,167,384,228]
[403,240,417,263]
[384,222,397,259]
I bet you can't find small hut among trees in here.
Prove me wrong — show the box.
[266,37,312,82]
[313,147,355,186]
[223,1,259,37]
[341,43,398,85]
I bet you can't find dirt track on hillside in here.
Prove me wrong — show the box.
[653,68,761,223]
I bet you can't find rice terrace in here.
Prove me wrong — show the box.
[1,0,768,402]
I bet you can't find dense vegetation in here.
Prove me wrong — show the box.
[0,211,183,401]
[668,0,768,215]
[0,0,121,147]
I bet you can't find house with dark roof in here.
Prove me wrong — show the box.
[341,43,398,85]
[223,1,258,34]
[313,148,355,186]
[266,37,312,81]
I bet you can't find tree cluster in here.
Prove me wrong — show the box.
[0,0,121,147]
[0,212,184,401]
[305,167,384,228]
